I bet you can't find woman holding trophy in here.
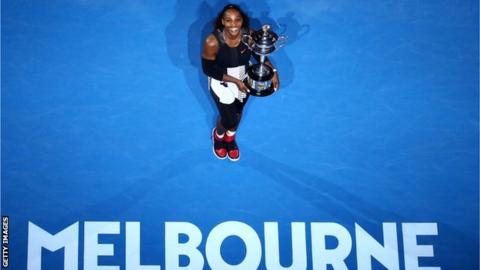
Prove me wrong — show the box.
[202,4,283,161]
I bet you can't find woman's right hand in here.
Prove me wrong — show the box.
[236,79,249,93]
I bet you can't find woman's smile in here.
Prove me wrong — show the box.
[222,9,243,38]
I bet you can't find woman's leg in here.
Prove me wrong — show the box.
[210,90,248,160]
[222,97,250,161]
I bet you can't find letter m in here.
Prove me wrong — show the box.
[28,222,79,270]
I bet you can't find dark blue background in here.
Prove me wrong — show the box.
[2,0,478,269]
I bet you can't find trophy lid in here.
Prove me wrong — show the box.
[251,24,278,47]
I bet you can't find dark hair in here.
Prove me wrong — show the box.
[214,4,250,32]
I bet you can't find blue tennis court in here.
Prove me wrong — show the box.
[2,0,478,269]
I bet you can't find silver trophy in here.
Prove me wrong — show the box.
[242,24,287,96]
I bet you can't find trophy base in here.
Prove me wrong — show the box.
[244,79,275,97]
[244,64,275,97]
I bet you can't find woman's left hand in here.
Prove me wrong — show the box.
[272,72,280,91]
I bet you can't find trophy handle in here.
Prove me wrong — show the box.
[275,35,288,50]
[278,23,287,35]
[241,34,254,50]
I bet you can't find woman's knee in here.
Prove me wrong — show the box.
[221,116,239,131]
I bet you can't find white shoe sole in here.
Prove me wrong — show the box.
[227,154,240,162]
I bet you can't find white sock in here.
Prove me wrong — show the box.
[226,130,236,136]
[215,131,225,138]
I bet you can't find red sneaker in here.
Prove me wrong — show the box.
[212,128,227,159]
[225,133,240,161]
